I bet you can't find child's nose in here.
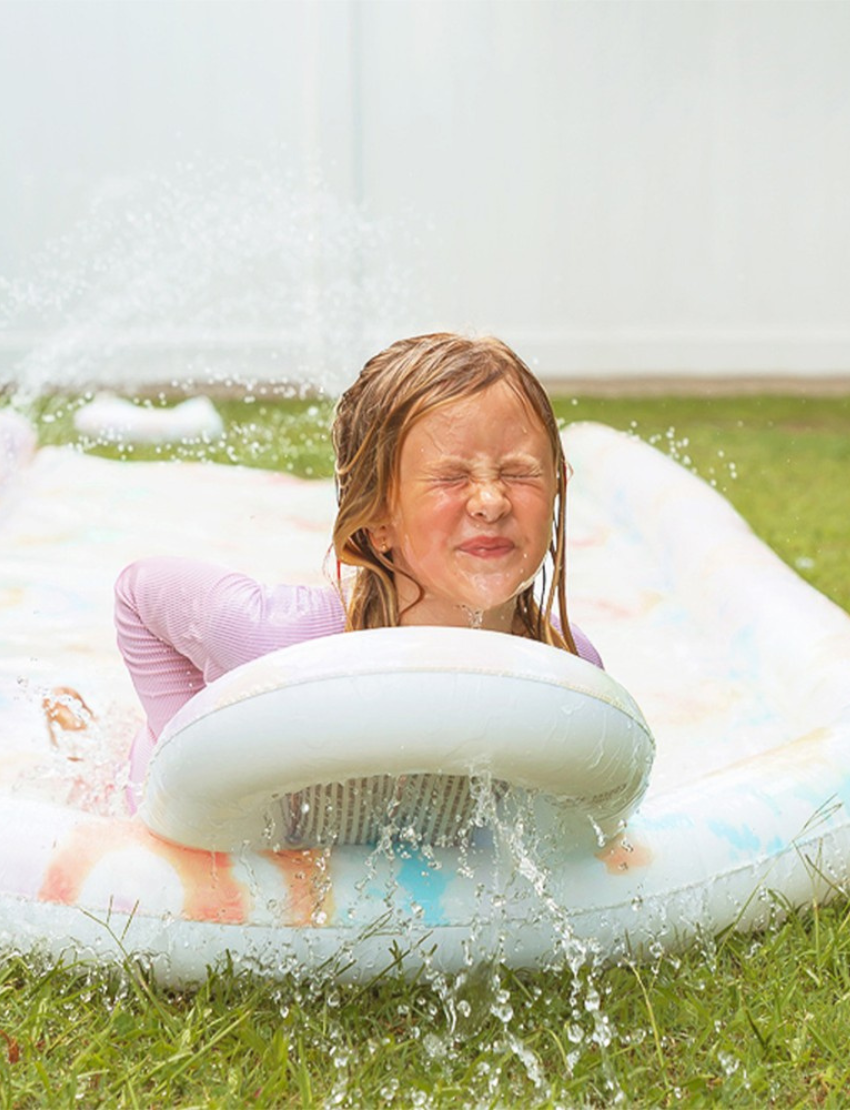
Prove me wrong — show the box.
[467,479,509,520]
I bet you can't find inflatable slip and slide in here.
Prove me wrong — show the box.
[1,406,849,983]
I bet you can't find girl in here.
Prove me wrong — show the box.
[115,333,602,835]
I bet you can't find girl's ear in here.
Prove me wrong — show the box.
[368,523,393,554]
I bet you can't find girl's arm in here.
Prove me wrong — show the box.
[571,623,604,669]
[114,556,344,740]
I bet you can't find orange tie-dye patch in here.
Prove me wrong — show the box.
[263,849,334,927]
[39,820,249,924]
[596,834,653,874]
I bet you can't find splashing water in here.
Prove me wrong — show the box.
[1,156,419,404]
[336,779,626,1102]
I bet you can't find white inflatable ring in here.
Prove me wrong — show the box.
[140,627,655,852]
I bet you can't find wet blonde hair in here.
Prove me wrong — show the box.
[331,333,577,653]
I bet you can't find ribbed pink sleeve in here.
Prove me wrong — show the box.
[115,556,346,807]
[115,556,346,738]
[560,618,603,670]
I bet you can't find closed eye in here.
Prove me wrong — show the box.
[430,473,468,486]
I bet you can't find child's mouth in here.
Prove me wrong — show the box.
[457,538,514,559]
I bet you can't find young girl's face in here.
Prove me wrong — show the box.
[372,380,557,631]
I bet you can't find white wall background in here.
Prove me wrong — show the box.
[2,0,849,386]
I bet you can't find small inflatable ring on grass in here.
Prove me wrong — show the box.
[139,626,655,852]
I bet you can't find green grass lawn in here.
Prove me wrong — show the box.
[2,390,850,1107]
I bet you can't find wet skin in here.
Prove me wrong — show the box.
[370,381,557,632]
